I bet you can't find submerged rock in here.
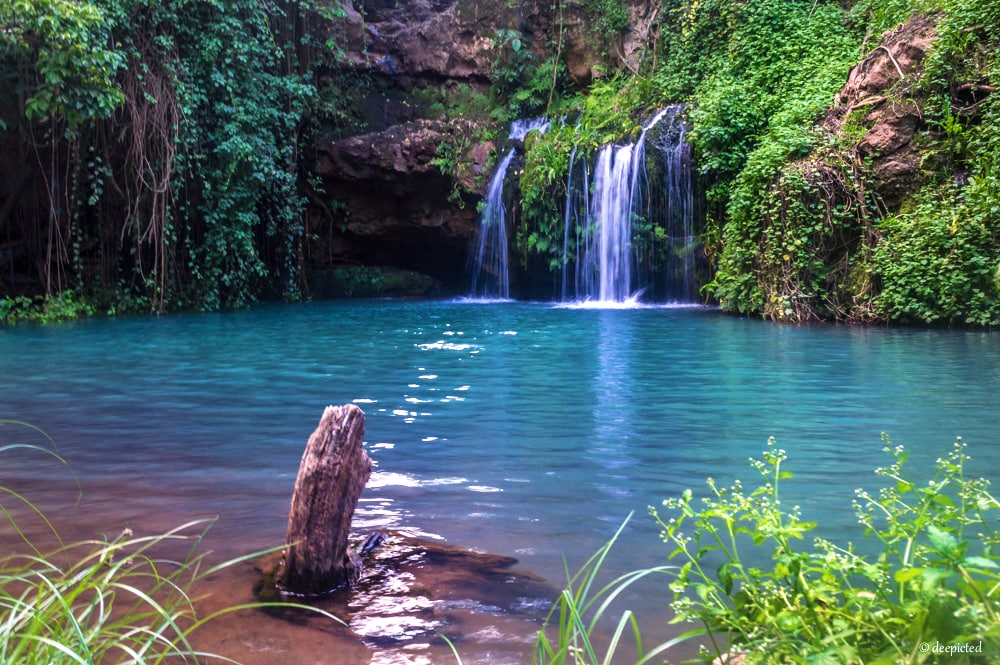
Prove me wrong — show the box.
[255,531,556,664]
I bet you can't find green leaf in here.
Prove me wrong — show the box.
[962,556,999,569]
[893,567,925,584]
[932,493,956,507]
[717,562,734,595]
[919,567,955,590]
[927,525,959,553]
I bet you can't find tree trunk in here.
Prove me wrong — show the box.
[276,404,372,596]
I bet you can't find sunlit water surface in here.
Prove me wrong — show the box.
[2,300,999,662]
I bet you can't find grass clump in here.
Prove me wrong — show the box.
[1,519,236,664]
[1,421,342,664]
[533,516,681,665]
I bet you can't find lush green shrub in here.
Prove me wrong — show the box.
[653,437,1000,664]
[0,0,125,132]
[0,1,326,314]
[0,290,96,324]
[668,0,865,318]
[699,0,1000,324]
[867,0,1000,326]
[527,435,1000,665]
[874,180,1000,326]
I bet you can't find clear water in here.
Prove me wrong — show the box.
[3,300,1000,657]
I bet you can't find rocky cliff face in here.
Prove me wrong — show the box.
[309,0,661,295]
[312,119,489,290]
[826,14,939,209]
[310,0,515,292]
[338,0,502,82]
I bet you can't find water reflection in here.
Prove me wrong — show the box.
[589,311,639,496]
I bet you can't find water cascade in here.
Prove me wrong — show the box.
[468,118,549,300]
[653,106,697,302]
[561,105,696,304]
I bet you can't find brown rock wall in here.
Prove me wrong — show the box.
[312,120,488,288]
[307,0,659,293]
[829,15,939,208]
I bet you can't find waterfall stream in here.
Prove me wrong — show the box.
[468,118,549,300]
[468,147,517,300]
[583,108,668,302]
[469,108,696,304]
[563,105,695,305]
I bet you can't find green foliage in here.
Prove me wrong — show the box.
[679,0,1000,324]
[430,121,495,206]
[0,0,125,133]
[413,83,493,123]
[650,0,869,318]
[311,265,442,298]
[0,290,96,324]
[866,0,1000,326]
[518,123,576,269]
[490,28,540,122]
[577,76,659,145]
[312,67,375,133]
[677,0,860,186]
[0,0,330,315]
[708,129,880,322]
[2,519,228,664]
[652,437,1000,664]
[158,1,313,310]
[849,0,937,36]
[583,0,630,45]
[874,180,1000,325]
[514,75,663,272]
[533,516,676,665]
[489,28,576,123]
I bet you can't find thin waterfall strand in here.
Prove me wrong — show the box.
[468,118,550,299]
[468,148,517,299]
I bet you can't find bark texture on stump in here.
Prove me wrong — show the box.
[277,404,372,596]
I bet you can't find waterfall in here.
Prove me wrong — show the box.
[468,118,549,300]
[574,108,668,303]
[561,105,696,305]
[468,148,516,300]
[468,110,695,304]
[654,106,697,302]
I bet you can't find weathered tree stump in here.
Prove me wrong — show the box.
[276,404,372,596]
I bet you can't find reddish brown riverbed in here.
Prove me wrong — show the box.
[1,474,555,665]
